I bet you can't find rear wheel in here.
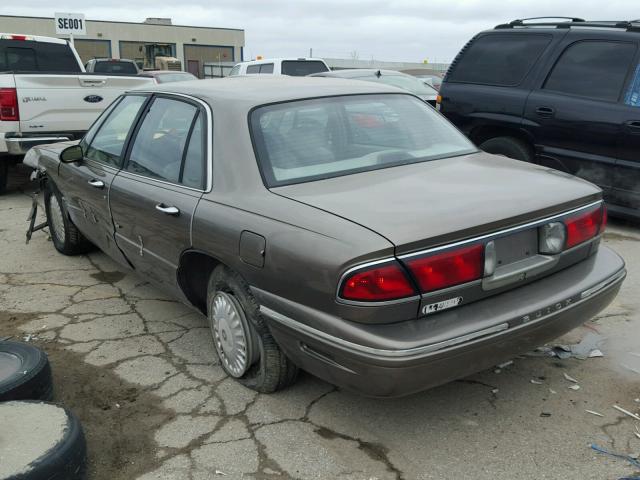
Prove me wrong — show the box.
[207,266,298,393]
[479,136,533,163]
[44,182,92,255]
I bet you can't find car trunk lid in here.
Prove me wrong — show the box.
[271,151,602,254]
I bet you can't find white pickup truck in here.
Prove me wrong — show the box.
[0,33,154,192]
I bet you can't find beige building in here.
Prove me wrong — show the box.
[0,15,244,78]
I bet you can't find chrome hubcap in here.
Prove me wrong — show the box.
[210,292,253,377]
[49,195,66,243]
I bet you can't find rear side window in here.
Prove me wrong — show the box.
[246,65,260,74]
[93,61,138,75]
[260,63,274,74]
[281,60,329,76]
[448,34,551,86]
[544,41,636,102]
[0,40,80,72]
[127,97,206,188]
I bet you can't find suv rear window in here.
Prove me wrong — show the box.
[447,33,551,86]
[544,41,636,102]
[94,61,138,74]
[281,60,328,76]
[250,94,476,187]
[0,40,80,72]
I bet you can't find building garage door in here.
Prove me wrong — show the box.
[184,45,234,78]
[74,39,111,65]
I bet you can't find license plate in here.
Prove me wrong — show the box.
[494,229,538,267]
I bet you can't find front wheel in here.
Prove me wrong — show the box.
[44,182,92,255]
[207,265,298,393]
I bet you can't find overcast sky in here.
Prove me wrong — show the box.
[1,0,638,63]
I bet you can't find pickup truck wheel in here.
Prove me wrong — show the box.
[479,136,533,163]
[207,266,299,393]
[0,160,8,194]
[44,183,92,255]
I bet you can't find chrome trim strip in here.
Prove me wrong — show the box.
[336,200,604,304]
[580,268,626,299]
[266,266,624,359]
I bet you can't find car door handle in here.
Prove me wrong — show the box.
[87,179,105,189]
[535,106,555,118]
[155,204,180,216]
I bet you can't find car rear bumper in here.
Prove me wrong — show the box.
[4,133,76,156]
[258,246,625,397]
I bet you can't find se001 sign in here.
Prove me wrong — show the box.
[55,13,86,35]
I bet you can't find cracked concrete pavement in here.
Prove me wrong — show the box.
[1,165,640,480]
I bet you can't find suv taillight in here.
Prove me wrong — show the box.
[340,261,416,301]
[0,88,19,121]
[404,244,484,293]
[564,205,605,249]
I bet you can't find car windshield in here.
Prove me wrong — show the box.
[352,73,438,96]
[94,61,138,74]
[251,94,476,187]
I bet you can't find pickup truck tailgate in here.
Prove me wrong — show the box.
[14,74,154,132]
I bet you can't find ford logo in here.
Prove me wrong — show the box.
[84,95,103,103]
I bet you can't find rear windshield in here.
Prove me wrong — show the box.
[352,73,438,97]
[281,60,329,76]
[250,94,476,187]
[94,61,138,74]
[447,33,551,86]
[0,40,80,72]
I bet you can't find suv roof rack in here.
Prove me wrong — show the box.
[495,17,640,32]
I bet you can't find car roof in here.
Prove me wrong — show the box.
[135,75,407,107]
[313,69,409,78]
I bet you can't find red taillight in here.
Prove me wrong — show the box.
[10,35,27,41]
[564,206,604,249]
[0,88,19,121]
[340,262,416,301]
[404,244,484,293]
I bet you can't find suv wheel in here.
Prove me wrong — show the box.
[479,136,533,163]
[207,265,298,393]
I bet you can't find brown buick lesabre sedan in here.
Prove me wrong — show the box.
[25,77,626,397]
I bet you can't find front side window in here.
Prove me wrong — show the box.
[260,63,274,74]
[447,33,551,86]
[251,94,476,186]
[544,41,636,102]
[246,65,260,74]
[126,97,205,187]
[85,95,147,167]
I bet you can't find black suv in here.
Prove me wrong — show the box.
[439,18,640,220]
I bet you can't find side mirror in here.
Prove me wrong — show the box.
[60,145,83,163]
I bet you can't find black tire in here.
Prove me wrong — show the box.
[207,266,298,393]
[0,341,53,402]
[0,401,87,480]
[0,159,8,195]
[44,182,92,255]
[479,136,534,163]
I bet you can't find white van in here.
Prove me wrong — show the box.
[229,58,330,77]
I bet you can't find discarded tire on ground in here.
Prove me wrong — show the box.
[0,341,53,401]
[0,401,86,480]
